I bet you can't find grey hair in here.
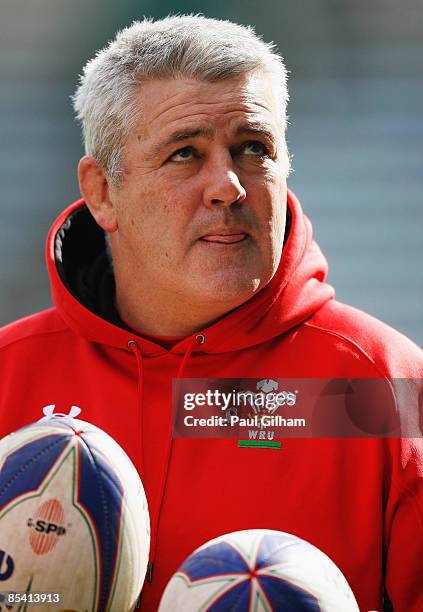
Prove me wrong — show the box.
[73,14,290,186]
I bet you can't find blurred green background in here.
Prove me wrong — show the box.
[1,0,422,344]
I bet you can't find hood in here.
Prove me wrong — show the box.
[47,189,334,355]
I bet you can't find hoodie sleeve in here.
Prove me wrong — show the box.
[377,334,423,611]
[309,301,423,610]
[371,342,423,611]
[383,407,423,610]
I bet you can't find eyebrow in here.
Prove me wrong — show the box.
[151,128,214,157]
[151,121,277,157]
[234,122,277,144]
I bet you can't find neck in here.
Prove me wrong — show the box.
[114,281,237,337]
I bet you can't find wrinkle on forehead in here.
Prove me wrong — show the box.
[136,75,278,141]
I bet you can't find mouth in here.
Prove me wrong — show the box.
[200,233,248,244]
[199,227,250,244]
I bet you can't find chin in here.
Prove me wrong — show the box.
[193,276,264,307]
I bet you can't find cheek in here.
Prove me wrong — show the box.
[245,173,286,218]
[242,160,284,193]
[271,181,287,233]
[119,182,167,230]
[125,184,195,252]
[157,180,201,228]
[246,176,286,250]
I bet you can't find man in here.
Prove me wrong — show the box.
[0,15,422,611]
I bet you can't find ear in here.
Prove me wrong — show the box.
[78,156,118,232]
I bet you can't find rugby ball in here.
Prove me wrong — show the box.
[159,529,359,611]
[0,413,150,611]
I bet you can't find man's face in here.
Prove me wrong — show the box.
[109,73,288,311]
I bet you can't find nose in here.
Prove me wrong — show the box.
[202,158,247,208]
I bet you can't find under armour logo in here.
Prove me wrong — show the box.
[0,550,14,581]
[41,405,82,419]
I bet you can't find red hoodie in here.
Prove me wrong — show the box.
[0,190,422,611]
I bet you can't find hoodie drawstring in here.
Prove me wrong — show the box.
[128,340,144,477]
[128,333,204,590]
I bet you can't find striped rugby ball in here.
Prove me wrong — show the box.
[159,529,359,611]
[0,414,150,611]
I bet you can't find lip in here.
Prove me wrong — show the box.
[201,233,248,244]
[199,227,250,244]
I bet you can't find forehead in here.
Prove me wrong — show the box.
[134,73,283,142]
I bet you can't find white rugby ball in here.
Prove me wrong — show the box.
[0,414,150,611]
[159,529,359,611]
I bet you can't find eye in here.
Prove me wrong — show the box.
[169,146,195,162]
[240,141,269,156]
